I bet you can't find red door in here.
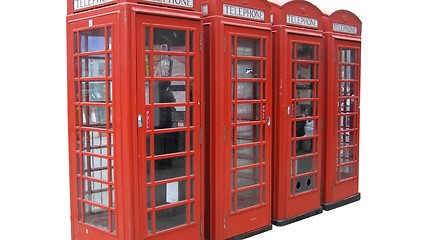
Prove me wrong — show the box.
[285,34,324,218]
[223,26,272,239]
[324,39,361,205]
[136,14,203,240]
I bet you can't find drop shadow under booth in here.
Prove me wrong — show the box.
[322,9,362,211]
[201,0,273,239]
[270,0,325,226]
[66,1,205,240]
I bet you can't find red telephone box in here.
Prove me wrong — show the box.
[66,1,204,239]
[202,0,273,239]
[270,0,324,226]
[322,9,361,211]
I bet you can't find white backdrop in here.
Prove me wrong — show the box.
[0,0,425,239]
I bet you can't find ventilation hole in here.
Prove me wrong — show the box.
[296,181,301,189]
[307,178,311,186]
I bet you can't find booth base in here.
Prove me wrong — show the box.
[226,224,272,240]
[271,207,323,227]
[322,192,361,211]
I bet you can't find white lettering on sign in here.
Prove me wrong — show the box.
[74,0,115,10]
[223,4,265,21]
[286,14,318,29]
[144,0,194,8]
[333,23,357,35]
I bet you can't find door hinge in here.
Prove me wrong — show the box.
[223,211,226,228]
[224,36,226,53]
[223,125,226,143]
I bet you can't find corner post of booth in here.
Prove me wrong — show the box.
[270,0,325,226]
[202,0,273,239]
[66,1,205,239]
[322,9,362,211]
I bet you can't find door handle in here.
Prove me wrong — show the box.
[137,114,143,128]
[267,117,271,127]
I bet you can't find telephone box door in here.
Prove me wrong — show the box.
[224,26,272,238]
[136,14,203,240]
[325,39,361,205]
[286,33,324,217]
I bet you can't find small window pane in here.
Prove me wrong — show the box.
[154,132,185,155]
[154,156,186,181]
[236,145,260,167]
[80,55,106,78]
[237,167,260,188]
[155,204,187,232]
[296,44,314,60]
[237,60,261,78]
[83,204,109,230]
[80,28,105,53]
[237,188,260,210]
[237,82,260,100]
[155,180,187,207]
[237,37,260,57]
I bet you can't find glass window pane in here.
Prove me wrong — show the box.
[340,131,355,147]
[81,81,106,103]
[154,132,185,155]
[339,115,357,130]
[80,28,105,53]
[153,28,186,52]
[237,103,260,122]
[296,82,313,99]
[82,131,109,155]
[340,148,354,164]
[156,204,187,232]
[295,101,314,117]
[155,180,187,207]
[82,155,108,181]
[83,204,109,230]
[237,37,260,57]
[83,179,109,206]
[154,107,186,129]
[189,31,194,52]
[296,156,313,175]
[341,48,357,63]
[237,60,260,78]
[147,186,152,208]
[145,27,150,50]
[237,82,260,100]
[237,167,260,188]
[340,81,356,96]
[107,27,112,50]
[148,212,153,234]
[340,65,356,80]
[82,106,107,129]
[80,55,106,78]
[237,188,260,210]
[154,81,186,103]
[296,63,315,79]
[154,156,186,181]
[339,98,356,113]
[237,125,260,145]
[237,145,260,167]
[339,164,355,180]
[296,44,314,60]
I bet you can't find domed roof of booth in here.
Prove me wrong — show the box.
[268,0,335,14]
